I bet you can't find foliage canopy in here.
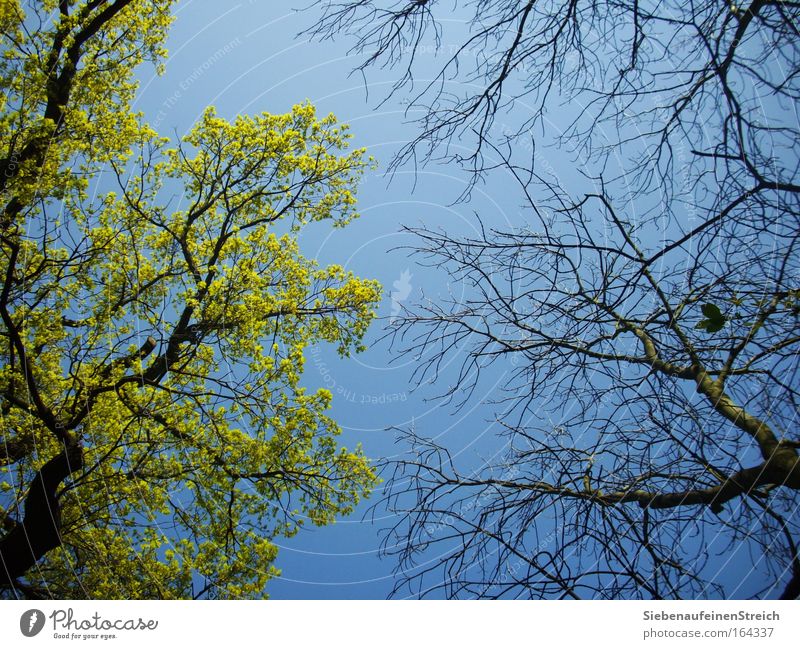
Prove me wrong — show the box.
[1,0,380,598]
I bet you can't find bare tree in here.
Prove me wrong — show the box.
[308,0,800,598]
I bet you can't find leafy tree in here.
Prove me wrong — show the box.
[1,0,381,598]
[309,1,800,597]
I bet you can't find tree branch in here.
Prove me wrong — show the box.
[0,443,83,587]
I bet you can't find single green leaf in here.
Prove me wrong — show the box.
[701,303,723,320]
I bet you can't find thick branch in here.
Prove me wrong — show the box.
[780,566,800,599]
[454,460,794,513]
[1,0,135,226]
[0,443,83,587]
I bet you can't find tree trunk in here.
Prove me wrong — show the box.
[0,444,82,588]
